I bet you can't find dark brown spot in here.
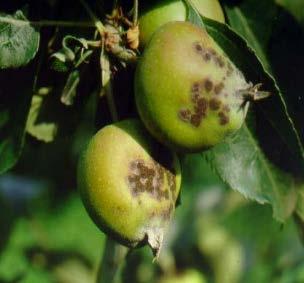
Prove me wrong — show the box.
[194,42,204,52]
[128,175,138,183]
[218,111,229,125]
[195,106,206,116]
[140,167,149,177]
[179,109,191,122]
[190,114,201,127]
[146,178,153,190]
[209,98,221,111]
[204,79,213,92]
[214,82,224,95]
[216,56,225,68]
[197,97,208,108]
[203,52,211,61]
[208,48,217,56]
[191,92,200,103]
[148,168,155,176]
[218,111,224,118]
[192,82,200,92]
[128,159,174,201]
[180,81,209,128]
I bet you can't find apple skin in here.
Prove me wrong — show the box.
[135,21,250,152]
[139,0,225,47]
[77,119,181,254]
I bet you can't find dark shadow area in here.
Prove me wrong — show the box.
[25,246,93,270]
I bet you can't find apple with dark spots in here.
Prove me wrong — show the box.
[77,119,181,256]
[135,21,268,152]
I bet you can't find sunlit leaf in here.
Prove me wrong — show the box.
[183,0,205,29]
[184,2,298,221]
[222,0,304,166]
[26,95,58,142]
[203,125,297,221]
[61,70,80,106]
[0,10,40,69]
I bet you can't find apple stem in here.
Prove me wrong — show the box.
[133,0,139,25]
[105,80,119,122]
[240,83,272,103]
[96,20,127,280]
[96,237,129,283]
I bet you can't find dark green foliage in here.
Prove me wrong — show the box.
[0,0,304,282]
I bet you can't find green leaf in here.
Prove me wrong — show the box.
[267,8,304,171]
[183,0,299,221]
[51,35,92,73]
[0,194,103,282]
[221,1,304,165]
[295,184,304,221]
[100,51,111,95]
[204,18,304,166]
[184,1,304,166]
[183,0,205,29]
[0,67,34,174]
[61,70,80,106]
[276,0,304,25]
[26,95,58,142]
[0,10,40,69]
[51,35,93,106]
[294,185,304,244]
[203,125,297,222]
[224,0,276,73]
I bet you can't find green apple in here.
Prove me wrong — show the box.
[135,21,256,152]
[139,0,225,46]
[77,119,181,255]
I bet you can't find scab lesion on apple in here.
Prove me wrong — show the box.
[127,158,176,202]
[78,119,181,254]
[135,21,270,152]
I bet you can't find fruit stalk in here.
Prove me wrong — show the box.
[78,2,129,282]
[133,0,139,24]
[96,69,128,283]
[95,86,127,282]
[98,8,126,278]
[96,238,129,283]
[105,81,119,122]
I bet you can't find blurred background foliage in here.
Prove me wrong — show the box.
[1,0,304,282]
[1,151,304,283]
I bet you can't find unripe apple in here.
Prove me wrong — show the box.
[77,119,181,255]
[135,21,266,152]
[139,0,225,47]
